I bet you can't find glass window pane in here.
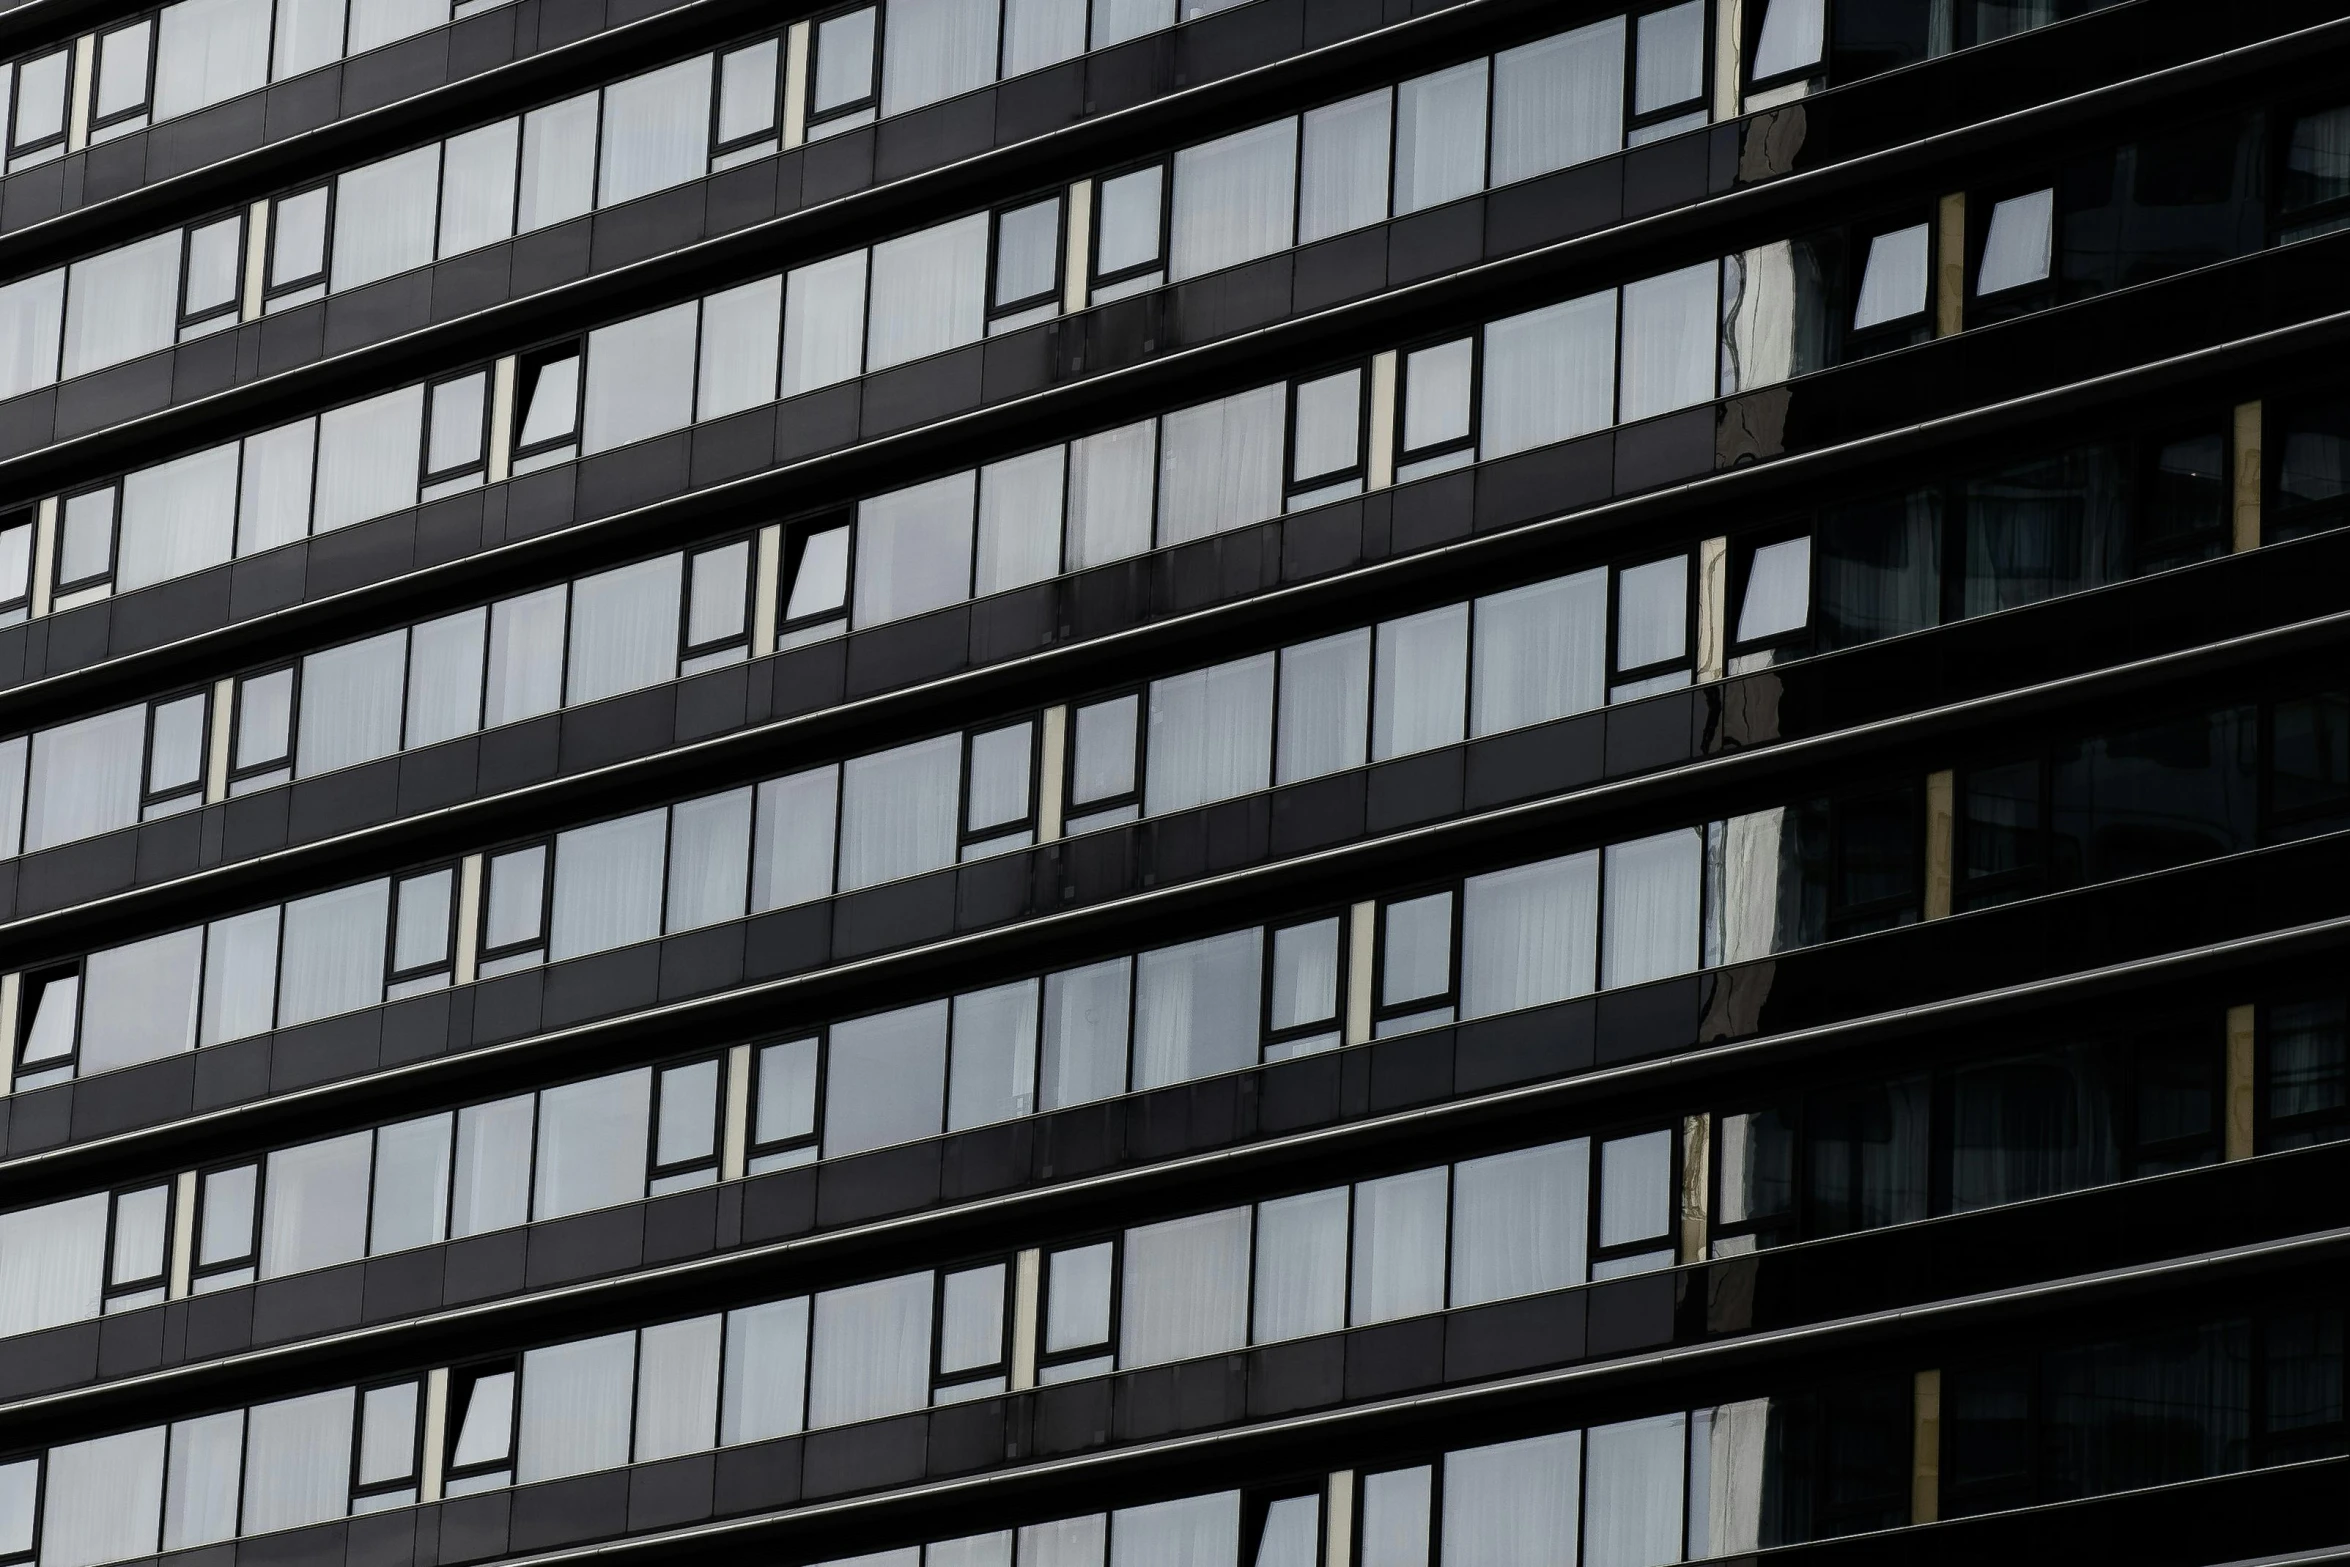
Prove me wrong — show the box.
[520,92,598,231]
[43,1428,165,1567]
[782,251,868,394]
[201,906,281,1045]
[1157,384,1285,545]
[994,198,1061,308]
[270,188,328,286]
[1752,0,1826,76]
[1269,918,1339,1031]
[1382,890,1453,1007]
[1351,1167,1447,1325]
[332,146,439,290]
[718,40,779,142]
[785,525,849,620]
[1252,1187,1346,1342]
[184,217,242,316]
[755,1038,819,1146]
[809,1271,933,1427]
[881,0,996,116]
[394,868,453,972]
[752,765,839,910]
[855,470,976,627]
[1619,261,1719,421]
[346,0,440,55]
[567,553,683,705]
[0,270,62,402]
[1095,167,1164,277]
[600,57,711,207]
[358,1383,419,1487]
[449,1371,514,1467]
[655,1060,719,1168]
[1360,1467,1432,1567]
[1441,1432,1581,1567]
[239,419,316,557]
[440,119,520,259]
[370,1114,451,1254]
[1633,0,1705,113]
[26,704,143,852]
[261,1131,371,1278]
[242,1389,354,1535]
[583,302,698,454]
[1598,1129,1673,1249]
[1131,928,1261,1089]
[0,1193,107,1337]
[1736,537,1811,643]
[297,629,407,777]
[1090,0,1170,49]
[428,373,487,474]
[486,585,567,727]
[666,788,751,934]
[947,979,1039,1131]
[1002,0,1085,75]
[1045,1241,1113,1352]
[1460,852,1599,1018]
[1145,653,1274,814]
[406,607,487,748]
[549,809,668,960]
[1067,419,1156,568]
[519,1332,634,1481]
[277,879,390,1027]
[484,844,547,949]
[1169,120,1296,282]
[1277,628,1369,783]
[1291,368,1361,482]
[517,353,580,447]
[1111,1494,1238,1567]
[63,232,180,380]
[453,1095,533,1237]
[534,1068,652,1219]
[823,1001,949,1157]
[722,1297,809,1442]
[812,7,876,113]
[977,448,1065,593]
[634,1314,722,1462]
[147,695,207,796]
[1299,90,1390,244]
[1473,570,1605,736]
[1479,291,1616,458]
[1372,603,1468,761]
[1978,188,2055,294]
[153,0,267,119]
[967,722,1034,832]
[1450,1139,1586,1305]
[940,1262,1007,1373]
[838,735,960,890]
[198,1165,255,1266]
[81,928,203,1075]
[1403,338,1473,454]
[867,212,990,371]
[162,1413,242,1553]
[315,384,424,533]
[697,277,782,421]
[1120,1207,1249,1365]
[1584,1413,1686,1567]
[1393,60,1486,215]
[1491,19,1622,185]
[110,1186,169,1285]
[1040,958,1130,1109]
[1601,829,1702,988]
[1853,223,1930,330]
[1617,555,1689,670]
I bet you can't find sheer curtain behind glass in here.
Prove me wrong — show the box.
[534,1069,652,1219]
[519,1333,634,1481]
[1619,262,1719,421]
[1450,1139,1586,1304]
[838,736,961,889]
[1584,1413,1686,1567]
[1473,571,1606,735]
[600,58,713,206]
[881,0,998,115]
[1132,930,1260,1089]
[1490,19,1622,184]
[241,1390,354,1535]
[1441,1432,1581,1567]
[1299,92,1390,243]
[1157,385,1285,544]
[1170,120,1297,280]
[1145,654,1274,813]
[1120,1207,1250,1365]
[1461,853,1599,1017]
[550,809,668,960]
[566,554,683,705]
[809,1272,933,1427]
[1601,829,1702,989]
[1481,291,1617,458]
[1253,1188,1347,1342]
[867,214,989,371]
[1394,60,1487,214]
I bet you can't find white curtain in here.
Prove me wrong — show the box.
[809,1272,933,1427]
[24,704,142,853]
[162,1413,243,1551]
[0,1194,106,1337]
[1491,19,1623,186]
[1251,1187,1347,1342]
[1145,653,1274,814]
[1041,958,1131,1108]
[518,94,599,233]
[567,554,682,705]
[1045,1242,1114,1353]
[881,0,997,114]
[583,303,698,454]
[938,1263,1007,1375]
[948,979,1040,1130]
[1090,0,1172,48]
[1349,1167,1446,1325]
[485,586,566,727]
[1440,1432,1581,1567]
[1170,120,1297,281]
[822,1001,949,1157]
[452,1095,533,1237]
[933,1534,1017,1567]
[839,736,961,890]
[550,809,668,960]
[783,252,869,394]
[1736,538,1812,643]
[1394,60,1487,215]
[1268,918,1339,1032]
[1479,291,1616,459]
[752,765,839,909]
[78,927,203,1075]
[42,1427,166,1567]
[1372,604,1468,760]
[1692,1401,1771,1555]
[754,1039,819,1147]
[406,608,486,748]
[1853,224,1930,330]
[1381,891,1454,1009]
[1277,629,1369,783]
[1132,929,1261,1089]
[1461,852,1598,1018]
[1584,1414,1686,1567]
[260,1131,372,1277]
[966,722,1034,833]
[1110,1493,1240,1567]
[0,270,62,402]
[635,1314,722,1462]
[533,1068,652,1220]
[345,0,441,54]
[1449,1138,1587,1305]
[62,232,179,381]
[722,1297,810,1443]
[1601,829,1702,989]
[439,120,520,259]
[152,0,268,121]
[1472,570,1605,736]
[1751,0,1826,77]
[697,277,782,421]
[1299,91,1390,244]
[1120,1208,1250,1366]
[242,1389,355,1534]
[1157,386,1285,546]
[867,213,990,372]
[1619,262,1720,422]
[1002,0,1085,75]
[1360,1468,1433,1567]
[201,906,282,1045]
[370,1114,451,1254]
[1597,1130,1673,1251]
[1978,188,2054,295]
[519,1333,634,1482]
[276,879,391,1027]
[239,420,316,557]
[332,146,439,291]
[1068,421,1157,567]
[299,629,407,777]
[666,787,751,933]
[599,57,713,207]
[856,471,976,627]
[119,443,239,592]
[315,384,424,533]
[977,449,1065,593]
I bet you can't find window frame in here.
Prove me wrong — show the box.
[805,3,883,132]
[1088,159,1172,296]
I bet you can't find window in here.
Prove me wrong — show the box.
[1848,218,1932,344]
[423,371,490,496]
[267,186,332,310]
[1287,367,1365,508]
[1092,164,1166,299]
[92,20,158,134]
[2279,103,2350,242]
[714,38,782,162]
[1746,0,1825,88]
[1974,185,2055,297]
[512,344,582,469]
[1628,0,1707,143]
[809,6,881,134]
[180,213,246,337]
[7,49,69,168]
[1397,336,1476,481]
[990,195,1063,331]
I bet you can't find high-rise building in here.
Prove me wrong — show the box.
[0,0,2346,1563]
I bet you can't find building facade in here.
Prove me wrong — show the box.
[0,0,2342,1562]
